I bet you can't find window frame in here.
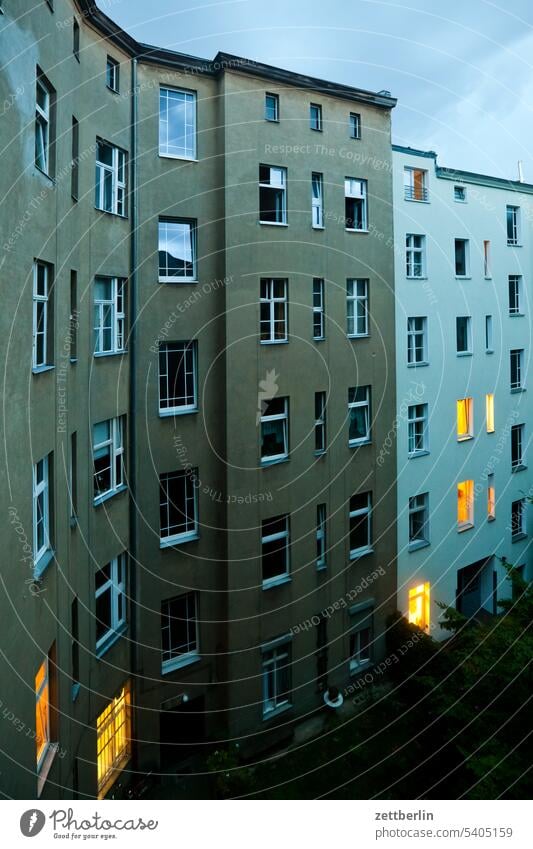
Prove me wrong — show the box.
[487,474,496,521]
[349,112,361,139]
[35,657,51,771]
[92,417,126,504]
[456,397,474,441]
[349,491,372,559]
[161,591,200,673]
[511,498,526,539]
[506,205,521,246]
[35,72,53,176]
[485,315,493,353]
[261,397,289,464]
[265,92,279,122]
[511,423,525,470]
[95,554,127,655]
[32,260,53,369]
[408,403,429,456]
[93,276,126,356]
[508,275,523,316]
[312,172,324,228]
[106,56,120,93]
[510,348,524,391]
[95,139,126,217]
[158,340,198,415]
[310,102,323,131]
[261,515,290,587]
[457,479,474,530]
[349,616,372,672]
[456,316,472,355]
[408,492,430,549]
[405,234,426,278]
[33,454,52,576]
[159,469,199,546]
[344,177,368,231]
[261,639,292,717]
[97,684,131,799]
[454,238,470,277]
[312,278,325,340]
[159,86,197,160]
[158,217,197,283]
[407,316,428,365]
[260,278,288,343]
[316,504,327,569]
[486,393,495,434]
[347,278,369,337]
[408,583,430,631]
[404,167,428,202]
[454,185,466,203]
[259,164,287,225]
[314,391,326,454]
[348,385,371,446]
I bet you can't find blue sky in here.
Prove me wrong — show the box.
[107,0,533,180]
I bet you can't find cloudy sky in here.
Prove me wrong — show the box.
[108,0,533,180]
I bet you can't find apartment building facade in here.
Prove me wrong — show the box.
[393,146,533,637]
[0,0,398,798]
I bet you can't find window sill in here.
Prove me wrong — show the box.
[37,743,58,798]
[408,539,430,552]
[262,574,291,590]
[407,362,429,368]
[511,387,525,394]
[93,485,128,507]
[70,357,78,364]
[35,165,55,184]
[70,514,78,529]
[32,364,55,375]
[265,118,280,124]
[349,546,373,561]
[159,407,198,418]
[261,456,290,468]
[316,562,327,572]
[406,276,428,281]
[408,450,430,459]
[458,522,474,533]
[259,221,288,227]
[457,435,474,443]
[455,276,472,281]
[262,702,292,722]
[260,339,289,346]
[347,333,370,340]
[159,153,198,162]
[349,439,371,449]
[509,313,525,318]
[106,86,120,95]
[404,198,430,204]
[160,532,199,549]
[34,548,55,579]
[158,277,198,285]
[512,532,527,543]
[313,336,325,343]
[507,242,522,248]
[162,653,201,675]
[350,659,372,675]
[312,225,325,231]
[345,228,369,234]
[314,449,327,458]
[93,350,127,359]
[96,624,128,659]
[486,349,494,355]
[512,464,527,474]
[457,352,472,358]
[94,207,128,220]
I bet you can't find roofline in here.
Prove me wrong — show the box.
[392,144,437,159]
[74,2,396,109]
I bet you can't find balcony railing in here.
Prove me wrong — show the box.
[404,185,429,202]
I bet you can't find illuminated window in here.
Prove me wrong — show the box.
[97,684,131,798]
[457,398,473,440]
[483,240,491,277]
[486,394,495,433]
[487,474,495,521]
[457,480,474,529]
[404,167,428,201]
[408,583,430,631]
[35,659,50,770]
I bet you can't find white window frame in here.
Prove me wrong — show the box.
[510,349,524,391]
[406,234,426,278]
[106,56,120,92]
[349,618,372,672]
[348,386,371,446]
[511,424,525,470]
[403,166,428,202]
[454,185,466,202]
[344,178,368,231]
[349,112,361,139]
[316,504,327,569]
[159,86,197,160]
[265,92,279,122]
[95,554,127,654]
[92,417,125,503]
[349,492,372,559]
[407,316,428,365]
[95,139,126,216]
[409,493,430,548]
[485,315,493,353]
[486,393,495,434]
[35,76,51,174]
[455,238,470,277]
[487,474,496,521]
[483,240,491,278]
[260,278,288,343]
[158,218,197,283]
[312,278,325,340]
[456,316,472,355]
[310,103,322,131]
[159,340,197,415]
[261,397,289,464]
[347,278,369,337]
[262,516,290,586]
[33,455,51,573]
[507,205,521,246]
[259,165,287,225]
[32,261,52,369]
[312,172,324,228]
[93,276,126,355]
[161,591,199,673]
[457,397,474,441]
[315,391,326,454]
[159,469,198,546]
[511,499,526,539]
[408,403,429,456]
[509,275,523,316]
[262,639,291,716]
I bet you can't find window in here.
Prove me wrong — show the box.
[408,403,428,455]
[312,278,325,340]
[71,598,79,694]
[312,172,324,227]
[349,620,371,672]
[106,56,119,92]
[260,278,288,343]
[35,71,53,175]
[45,0,54,9]
[35,654,55,770]
[345,178,367,230]
[486,394,495,433]
[510,349,524,390]
[348,386,371,446]
[455,239,469,276]
[407,317,428,365]
[408,583,430,631]
[262,515,290,586]
[159,341,197,414]
[70,270,78,361]
[95,554,127,653]
[262,639,291,715]
[97,684,131,799]
[349,492,372,558]
[404,167,428,201]
[158,218,197,282]
[483,240,491,277]
[93,277,126,354]
[511,424,525,469]
[506,205,520,245]
[315,392,326,453]
[316,504,327,569]
[456,316,472,354]
[409,493,430,548]
[509,275,523,315]
[95,140,126,216]
[73,19,80,60]
[161,592,199,673]
[487,474,496,520]
[316,615,328,691]
[454,185,466,202]
[71,116,79,199]
[32,261,53,369]
[159,469,198,545]
[457,480,474,529]
[69,431,77,520]
[265,92,279,122]
[457,398,473,441]
[159,87,196,159]
[511,499,526,539]
[261,397,289,463]
[33,454,52,574]
[259,165,287,224]
[93,418,125,502]
[310,103,322,131]
[405,234,426,277]
[347,279,369,337]
[349,112,361,139]
[485,315,493,353]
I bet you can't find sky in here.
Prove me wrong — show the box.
[106,0,533,180]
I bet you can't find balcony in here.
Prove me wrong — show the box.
[404,185,429,202]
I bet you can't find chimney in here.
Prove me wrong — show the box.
[518,161,524,183]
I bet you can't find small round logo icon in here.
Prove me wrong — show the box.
[20,810,46,838]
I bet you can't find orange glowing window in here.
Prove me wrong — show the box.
[97,683,131,798]
[487,474,496,520]
[458,480,474,528]
[35,659,50,769]
[408,582,430,631]
[457,398,473,440]
[486,394,495,433]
